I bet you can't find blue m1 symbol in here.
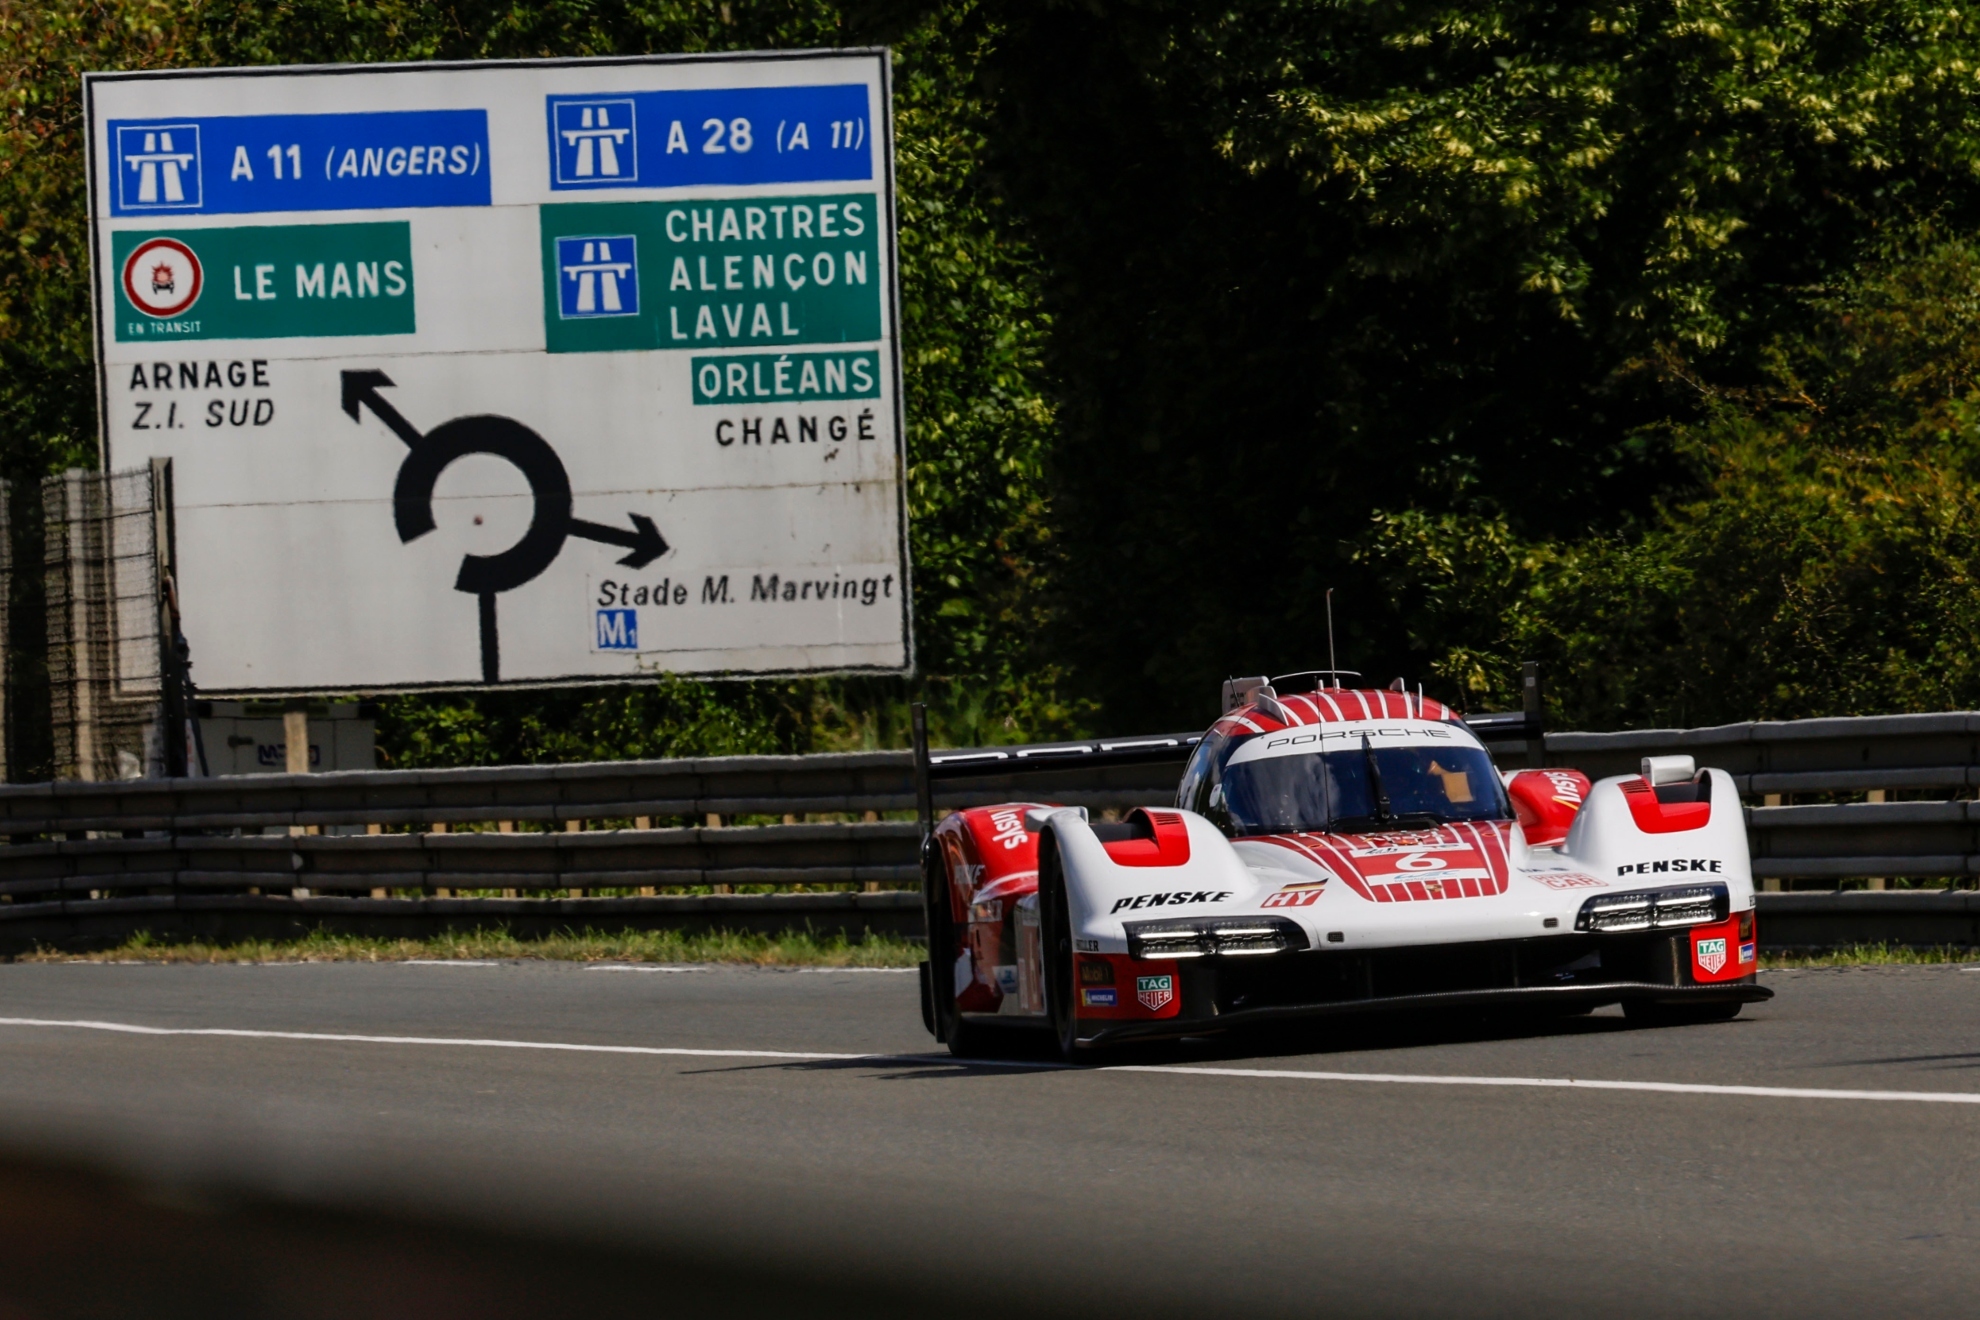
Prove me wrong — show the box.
[596,608,638,650]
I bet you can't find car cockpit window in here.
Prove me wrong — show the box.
[1182,726,1509,837]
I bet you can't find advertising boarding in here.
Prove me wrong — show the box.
[86,52,908,692]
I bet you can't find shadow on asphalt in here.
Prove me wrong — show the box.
[890,1002,1765,1075]
[0,1145,1082,1320]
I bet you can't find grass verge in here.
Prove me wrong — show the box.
[1761,943,1980,968]
[22,926,925,967]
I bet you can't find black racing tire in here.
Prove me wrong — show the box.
[1623,998,1744,1026]
[921,836,992,1058]
[1038,830,1082,1060]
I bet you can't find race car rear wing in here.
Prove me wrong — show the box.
[908,704,1202,840]
[1465,662,1548,769]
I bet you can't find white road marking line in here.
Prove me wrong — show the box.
[582,965,708,973]
[0,1018,863,1061]
[4,1016,1978,1103]
[403,960,499,967]
[796,967,917,974]
[1105,1065,1980,1104]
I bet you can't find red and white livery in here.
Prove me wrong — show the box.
[920,679,1770,1057]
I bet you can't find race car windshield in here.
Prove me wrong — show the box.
[1217,742,1509,836]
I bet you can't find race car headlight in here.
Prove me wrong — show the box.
[1575,883,1729,933]
[1125,917,1310,960]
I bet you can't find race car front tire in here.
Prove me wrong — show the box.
[1038,829,1082,1060]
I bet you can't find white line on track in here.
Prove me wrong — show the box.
[0,1018,864,1061]
[4,1016,1979,1104]
[581,965,708,974]
[795,967,918,974]
[1103,1065,1980,1104]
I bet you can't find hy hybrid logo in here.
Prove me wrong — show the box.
[116,123,202,210]
[557,236,639,318]
[553,100,636,185]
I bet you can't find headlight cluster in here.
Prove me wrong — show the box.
[1575,883,1728,933]
[1125,917,1310,960]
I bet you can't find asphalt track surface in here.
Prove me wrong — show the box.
[5,961,1980,1317]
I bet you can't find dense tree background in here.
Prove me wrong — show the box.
[983,0,1980,727]
[11,0,1980,771]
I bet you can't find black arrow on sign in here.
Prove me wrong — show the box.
[341,370,671,681]
[339,370,422,447]
[569,513,669,569]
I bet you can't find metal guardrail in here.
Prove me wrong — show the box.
[0,740,1205,837]
[5,710,1980,950]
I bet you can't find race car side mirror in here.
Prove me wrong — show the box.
[1506,769,1591,847]
[1641,755,1697,786]
[1221,676,1270,714]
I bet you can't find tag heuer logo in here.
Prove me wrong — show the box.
[1696,936,1728,975]
[1136,974,1174,1012]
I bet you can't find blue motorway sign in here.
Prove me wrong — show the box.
[555,235,640,319]
[107,110,490,216]
[546,84,872,190]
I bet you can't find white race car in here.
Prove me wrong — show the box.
[917,678,1770,1057]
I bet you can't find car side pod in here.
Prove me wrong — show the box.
[1552,764,1769,1023]
[1562,767,1753,874]
[1035,807,1256,1059]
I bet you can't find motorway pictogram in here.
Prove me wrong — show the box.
[340,369,668,682]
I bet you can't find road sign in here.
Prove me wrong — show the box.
[85,53,909,693]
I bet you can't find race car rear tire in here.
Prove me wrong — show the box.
[1039,830,1082,1060]
[922,836,992,1057]
[1623,998,1744,1026]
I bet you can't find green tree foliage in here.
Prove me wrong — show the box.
[1378,236,1980,727]
[983,0,1980,728]
[378,670,811,766]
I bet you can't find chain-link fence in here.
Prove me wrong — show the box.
[44,465,166,782]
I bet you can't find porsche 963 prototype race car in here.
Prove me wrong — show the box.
[914,678,1771,1058]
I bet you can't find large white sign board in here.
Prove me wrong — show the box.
[85,52,909,693]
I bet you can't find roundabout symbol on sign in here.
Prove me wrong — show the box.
[340,370,668,682]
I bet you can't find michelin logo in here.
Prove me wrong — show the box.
[553,100,636,185]
[116,124,201,210]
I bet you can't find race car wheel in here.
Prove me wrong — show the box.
[922,836,991,1057]
[1038,830,1081,1060]
[1623,998,1744,1026]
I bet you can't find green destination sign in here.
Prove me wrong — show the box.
[111,222,415,342]
[539,194,882,353]
[690,350,881,405]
